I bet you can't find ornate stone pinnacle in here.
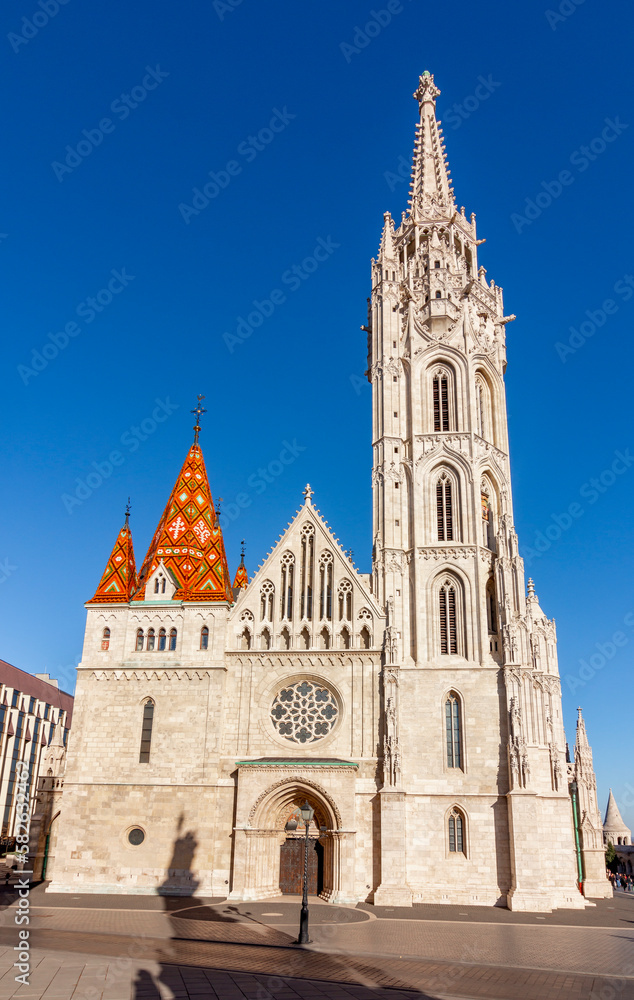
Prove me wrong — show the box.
[413,71,440,110]
[303,483,314,504]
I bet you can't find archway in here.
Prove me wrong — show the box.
[231,777,348,902]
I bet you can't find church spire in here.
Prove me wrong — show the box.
[575,706,590,751]
[408,71,455,221]
[87,506,137,603]
[134,423,233,602]
[232,540,249,591]
[604,789,627,830]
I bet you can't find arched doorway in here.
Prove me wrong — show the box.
[231,776,351,902]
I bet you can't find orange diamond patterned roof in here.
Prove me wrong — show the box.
[87,521,137,603]
[134,443,233,602]
[232,555,249,590]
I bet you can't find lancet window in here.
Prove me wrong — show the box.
[431,366,453,431]
[436,472,454,541]
[169,628,177,651]
[319,552,333,621]
[280,552,294,621]
[439,577,460,655]
[135,629,144,651]
[200,626,209,650]
[448,808,465,854]
[445,693,462,769]
[139,700,154,764]
[158,628,166,650]
[260,581,274,622]
[300,524,315,620]
[338,580,353,621]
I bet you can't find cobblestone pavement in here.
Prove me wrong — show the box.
[0,889,631,999]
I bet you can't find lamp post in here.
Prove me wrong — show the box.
[297,800,314,945]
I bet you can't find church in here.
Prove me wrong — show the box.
[46,73,611,910]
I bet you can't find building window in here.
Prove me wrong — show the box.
[158,628,166,651]
[486,580,497,634]
[44,703,50,720]
[338,580,353,621]
[448,808,465,854]
[300,524,315,620]
[128,828,145,846]
[436,472,453,541]
[154,578,159,594]
[200,626,209,650]
[101,627,111,651]
[11,690,20,709]
[432,368,452,432]
[135,629,144,652]
[270,680,338,744]
[445,694,462,768]
[169,628,177,651]
[28,697,35,715]
[147,628,156,652]
[475,373,493,442]
[260,580,274,622]
[319,552,333,621]
[280,552,294,621]
[439,578,459,655]
[139,700,154,763]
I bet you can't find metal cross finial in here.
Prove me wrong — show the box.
[124,497,131,525]
[214,497,223,527]
[240,539,245,558]
[303,484,314,503]
[191,394,207,445]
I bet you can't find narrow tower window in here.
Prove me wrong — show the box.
[101,627,110,651]
[135,629,144,651]
[439,579,458,655]
[146,628,155,651]
[200,626,209,650]
[432,371,450,431]
[139,700,154,763]
[158,628,166,650]
[169,628,177,651]
[436,473,453,541]
[445,694,462,768]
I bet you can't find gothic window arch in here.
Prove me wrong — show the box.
[486,578,498,635]
[338,627,351,649]
[299,626,311,650]
[240,628,251,650]
[360,626,371,649]
[158,627,166,651]
[200,626,209,650]
[480,476,498,550]
[280,627,291,650]
[147,628,156,652]
[135,629,144,651]
[338,579,353,621]
[101,627,110,650]
[429,364,456,432]
[300,523,315,620]
[139,699,154,764]
[319,626,331,650]
[260,580,274,622]
[474,371,494,443]
[280,552,294,621]
[436,575,465,657]
[447,806,466,855]
[169,628,177,651]
[319,551,334,621]
[444,692,463,769]
[260,628,271,650]
[435,469,459,541]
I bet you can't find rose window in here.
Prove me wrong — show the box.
[271,680,338,744]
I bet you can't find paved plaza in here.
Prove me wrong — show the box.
[0,886,632,999]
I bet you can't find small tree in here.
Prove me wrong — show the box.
[605,841,618,874]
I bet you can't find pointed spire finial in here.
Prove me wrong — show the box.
[240,538,245,559]
[413,70,440,110]
[191,394,207,445]
[527,578,535,597]
[303,484,314,504]
[215,497,223,527]
[125,497,131,526]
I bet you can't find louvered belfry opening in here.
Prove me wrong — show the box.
[433,375,449,432]
[139,700,154,763]
[436,474,453,541]
[439,580,458,655]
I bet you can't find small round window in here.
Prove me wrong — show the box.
[128,828,145,846]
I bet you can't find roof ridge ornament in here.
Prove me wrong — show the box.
[303,483,314,505]
[191,394,207,445]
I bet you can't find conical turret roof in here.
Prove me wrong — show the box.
[232,547,249,591]
[604,789,631,838]
[87,515,137,603]
[134,442,233,602]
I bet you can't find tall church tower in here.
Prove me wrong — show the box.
[369,72,591,909]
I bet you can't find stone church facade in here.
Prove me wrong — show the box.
[48,73,611,910]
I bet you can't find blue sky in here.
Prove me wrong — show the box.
[2,0,633,828]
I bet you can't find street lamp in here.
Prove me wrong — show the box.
[297,800,314,944]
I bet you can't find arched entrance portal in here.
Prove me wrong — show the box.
[231,776,352,902]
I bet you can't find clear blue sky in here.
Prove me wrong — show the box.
[2,0,633,828]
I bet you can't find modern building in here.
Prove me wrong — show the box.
[48,72,610,909]
[0,660,73,841]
